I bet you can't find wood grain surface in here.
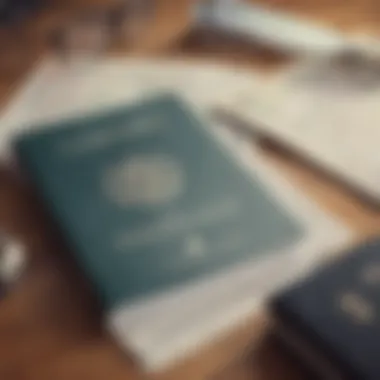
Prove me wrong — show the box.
[1,1,380,379]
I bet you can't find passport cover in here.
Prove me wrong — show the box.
[14,94,303,311]
[271,238,380,380]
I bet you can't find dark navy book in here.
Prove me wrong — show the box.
[270,238,380,380]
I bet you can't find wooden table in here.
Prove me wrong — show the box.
[1,1,380,379]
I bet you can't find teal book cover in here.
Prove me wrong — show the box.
[14,95,303,310]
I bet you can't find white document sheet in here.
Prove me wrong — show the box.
[0,56,352,372]
[221,54,380,204]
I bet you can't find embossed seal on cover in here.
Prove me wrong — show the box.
[102,154,185,207]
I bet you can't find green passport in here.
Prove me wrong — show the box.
[14,95,303,311]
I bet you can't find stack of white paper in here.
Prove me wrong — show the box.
[0,56,352,371]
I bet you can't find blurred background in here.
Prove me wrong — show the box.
[1,1,380,380]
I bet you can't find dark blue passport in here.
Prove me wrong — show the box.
[271,238,380,380]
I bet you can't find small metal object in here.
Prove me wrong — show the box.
[50,0,155,61]
[0,234,27,292]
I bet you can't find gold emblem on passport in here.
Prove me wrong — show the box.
[102,154,185,207]
[338,292,375,325]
